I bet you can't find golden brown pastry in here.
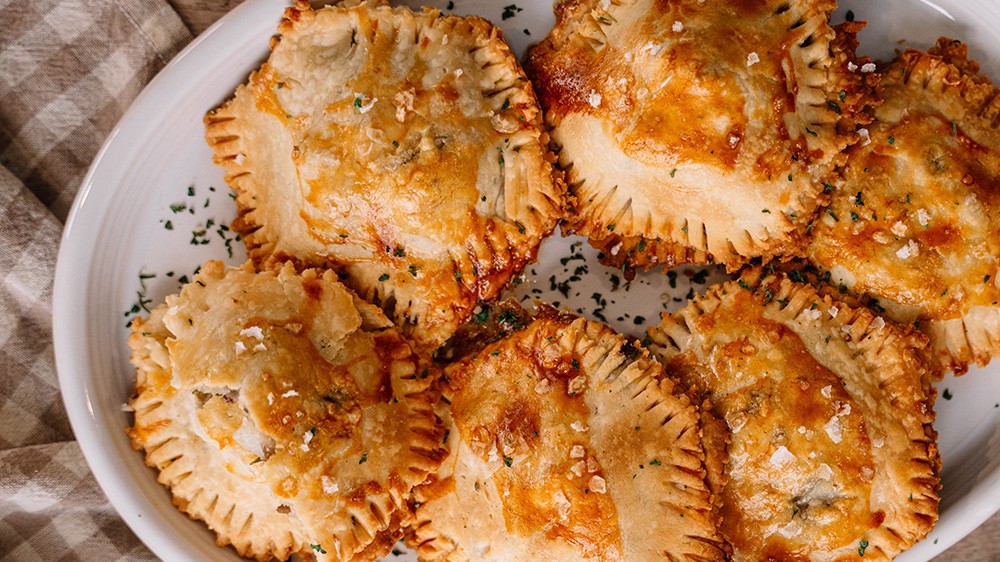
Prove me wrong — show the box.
[648,271,940,561]
[205,0,565,349]
[808,38,1000,374]
[525,0,874,273]
[127,261,445,561]
[406,308,727,561]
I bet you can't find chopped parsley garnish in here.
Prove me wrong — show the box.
[497,147,505,166]
[761,208,771,213]
[648,459,662,466]
[839,90,847,102]
[888,135,895,145]
[501,98,510,110]
[311,544,327,554]
[472,304,490,323]
[827,100,841,114]
[858,539,868,556]
[942,388,953,400]
[826,209,839,222]
[393,246,406,257]
[169,203,187,213]
[805,127,818,137]
[501,4,523,20]
[353,94,364,113]
[606,224,615,231]
[359,452,368,464]
[503,456,513,467]
[670,168,677,178]
[164,220,173,230]
[378,273,390,282]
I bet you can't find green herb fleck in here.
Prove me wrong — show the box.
[942,388,953,400]
[359,452,368,464]
[858,539,869,556]
[502,4,523,20]
[378,273,390,282]
[503,456,513,467]
[826,209,839,222]
[311,544,327,554]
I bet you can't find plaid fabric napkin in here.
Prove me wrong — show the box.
[0,0,995,560]
[0,0,189,559]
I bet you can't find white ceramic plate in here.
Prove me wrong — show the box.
[53,1,1000,560]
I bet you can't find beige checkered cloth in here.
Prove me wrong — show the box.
[0,1,189,559]
[0,0,999,560]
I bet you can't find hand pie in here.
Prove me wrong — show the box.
[648,271,940,561]
[808,38,1000,374]
[406,308,727,561]
[127,261,445,561]
[205,0,565,349]
[525,0,873,272]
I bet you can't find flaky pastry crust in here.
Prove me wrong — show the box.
[205,0,565,349]
[808,38,1000,374]
[406,309,726,561]
[127,261,445,561]
[526,0,875,272]
[648,271,940,561]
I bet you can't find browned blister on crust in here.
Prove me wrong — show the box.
[205,0,566,350]
[525,0,876,273]
[648,271,940,561]
[405,308,727,561]
[127,261,446,561]
[808,38,1000,375]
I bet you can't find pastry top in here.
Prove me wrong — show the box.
[808,38,1000,374]
[526,0,873,271]
[205,0,565,349]
[127,261,445,561]
[407,308,727,561]
[648,271,939,561]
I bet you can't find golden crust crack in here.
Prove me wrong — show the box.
[808,38,1000,374]
[525,0,875,272]
[406,308,727,561]
[648,271,940,561]
[205,0,566,349]
[127,261,446,561]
